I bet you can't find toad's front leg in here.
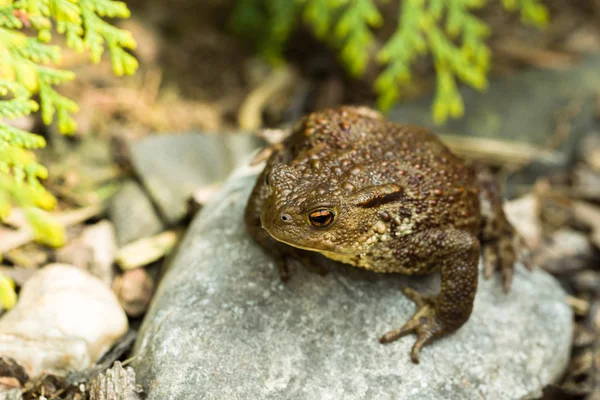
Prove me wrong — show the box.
[379,229,480,363]
[244,168,325,280]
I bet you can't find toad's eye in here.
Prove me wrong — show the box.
[265,172,270,185]
[308,209,335,227]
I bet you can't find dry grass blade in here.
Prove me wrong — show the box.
[493,38,576,69]
[438,134,563,167]
[238,66,299,131]
[116,230,180,270]
[0,204,105,254]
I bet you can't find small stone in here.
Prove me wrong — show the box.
[132,162,573,400]
[571,270,600,295]
[573,166,600,200]
[0,267,36,287]
[128,132,261,224]
[54,221,118,286]
[116,231,179,271]
[112,269,154,317]
[4,244,48,269]
[572,323,595,347]
[81,220,118,286]
[504,194,542,249]
[190,183,221,208]
[533,229,595,274]
[579,132,600,172]
[573,200,600,248]
[0,264,128,379]
[0,377,21,391]
[54,238,94,272]
[109,181,164,247]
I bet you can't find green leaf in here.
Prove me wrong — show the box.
[0,7,23,28]
[229,0,299,64]
[36,65,76,85]
[51,0,82,26]
[38,80,79,132]
[0,123,45,149]
[229,0,547,121]
[92,0,130,18]
[329,0,381,76]
[108,44,138,76]
[0,273,17,310]
[25,207,65,247]
[0,189,10,219]
[0,0,137,248]
[502,0,549,29]
[17,37,61,63]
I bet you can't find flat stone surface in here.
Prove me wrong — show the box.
[129,132,261,225]
[133,161,573,400]
[109,180,164,246]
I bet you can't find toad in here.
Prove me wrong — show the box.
[245,106,525,363]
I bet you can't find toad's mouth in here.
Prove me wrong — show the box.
[271,233,360,266]
[262,227,350,257]
[263,227,364,267]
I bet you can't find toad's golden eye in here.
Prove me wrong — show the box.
[308,209,335,227]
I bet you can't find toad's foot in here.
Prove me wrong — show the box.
[483,231,532,293]
[379,288,444,364]
[482,225,539,293]
[476,164,529,293]
[482,236,514,293]
[277,252,328,281]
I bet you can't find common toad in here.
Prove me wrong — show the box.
[245,106,524,363]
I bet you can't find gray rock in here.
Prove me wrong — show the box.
[388,52,600,198]
[133,161,573,400]
[128,132,262,225]
[109,180,164,246]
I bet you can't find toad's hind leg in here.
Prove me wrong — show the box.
[380,229,479,363]
[475,166,524,293]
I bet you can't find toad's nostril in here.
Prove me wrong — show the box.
[281,213,292,223]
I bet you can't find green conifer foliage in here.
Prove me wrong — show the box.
[230,0,548,122]
[0,0,137,247]
[0,0,137,309]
